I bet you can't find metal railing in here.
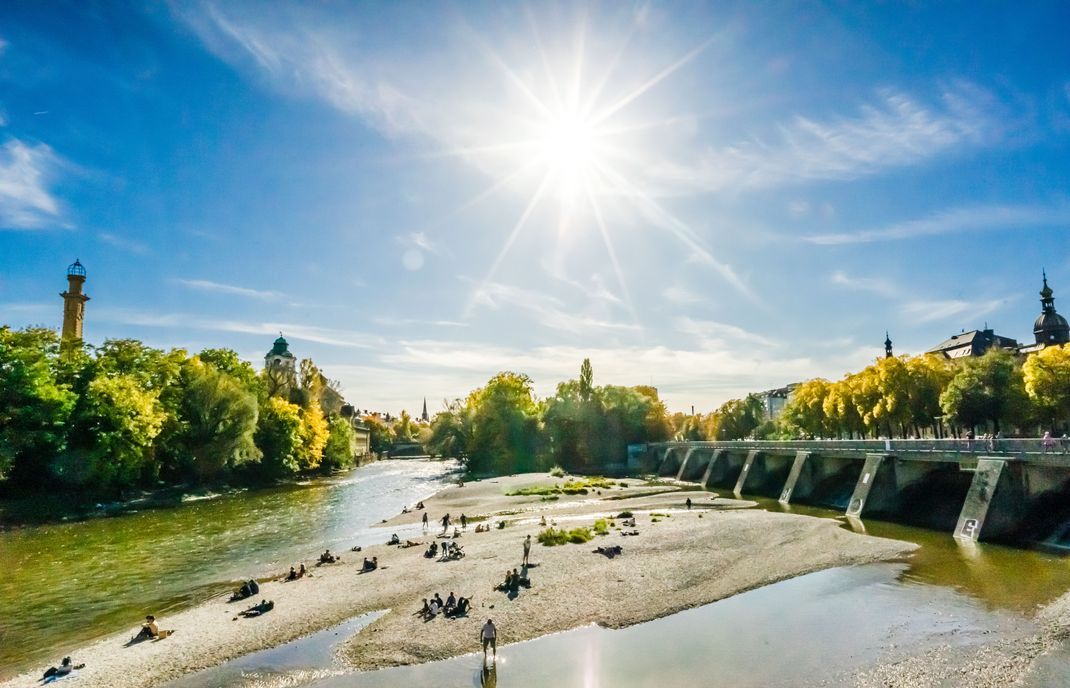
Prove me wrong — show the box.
[654,437,1070,458]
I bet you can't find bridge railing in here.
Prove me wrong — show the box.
[654,437,1070,457]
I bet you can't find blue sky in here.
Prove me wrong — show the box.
[2,1,1070,414]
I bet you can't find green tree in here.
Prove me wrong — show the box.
[780,378,830,438]
[940,348,1032,433]
[322,415,357,471]
[428,399,472,458]
[466,372,541,474]
[174,359,260,482]
[197,348,261,394]
[0,327,77,485]
[63,374,167,490]
[361,414,396,454]
[714,394,765,439]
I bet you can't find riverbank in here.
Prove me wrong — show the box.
[0,472,915,688]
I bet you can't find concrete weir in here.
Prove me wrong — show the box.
[647,439,1070,544]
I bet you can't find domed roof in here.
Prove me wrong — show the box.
[1035,311,1070,343]
[267,334,295,358]
[67,259,86,277]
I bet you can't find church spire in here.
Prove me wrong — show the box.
[421,397,429,422]
[884,331,893,358]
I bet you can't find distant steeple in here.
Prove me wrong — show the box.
[884,331,893,358]
[421,397,429,422]
[1034,270,1070,345]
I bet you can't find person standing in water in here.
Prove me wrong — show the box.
[522,534,532,566]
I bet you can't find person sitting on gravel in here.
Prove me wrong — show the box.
[425,542,439,558]
[453,596,471,617]
[388,534,400,545]
[416,501,425,509]
[427,597,441,618]
[319,549,338,564]
[433,592,445,610]
[42,656,85,681]
[418,598,430,616]
[131,615,174,642]
[285,566,298,581]
[495,570,514,592]
[240,599,274,617]
[298,564,308,578]
[445,592,457,613]
[361,556,378,572]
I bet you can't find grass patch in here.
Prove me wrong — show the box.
[508,476,616,497]
[651,512,671,518]
[538,526,594,546]
[616,511,633,519]
[593,518,610,535]
[549,465,566,478]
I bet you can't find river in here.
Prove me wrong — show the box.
[0,460,461,677]
[4,461,1070,686]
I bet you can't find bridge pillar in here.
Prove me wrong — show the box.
[733,450,762,497]
[846,453,896,518]
[954,458,1026,542]
[676,447,699,481]
[778,451,812,504]
[700,449,724,488]
[656,447,676,476]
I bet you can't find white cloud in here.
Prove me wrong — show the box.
[830,270,899,298]
[674,316,776,347]
[808,203,1070,245]
[0,139,64,230]
[662,285,702,304]
[174,278,281,300]
[900,298,1004,324]
[471,281,638,334]
[654,84,1005,192]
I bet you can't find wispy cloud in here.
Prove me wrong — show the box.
[0,138,65,230]
[830,270,899,298]
[174,278,282,300]
[808,203,1070,245]
[471,281,639,334]
[96,307,382,348]
[99,232,149,254]
[662,285,702,305]
[656,83,1005,192]
[900,298,1005,324]
[397,231,439,254]
[374,316,468,328]
[674,316,776,347]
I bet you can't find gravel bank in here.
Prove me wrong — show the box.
[0,473,914,688]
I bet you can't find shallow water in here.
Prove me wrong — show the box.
[0,460,460,677]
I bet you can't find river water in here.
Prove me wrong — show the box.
[4,461,1070,686]
[0,460,461,677]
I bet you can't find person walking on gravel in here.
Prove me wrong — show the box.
[522,534,532,566]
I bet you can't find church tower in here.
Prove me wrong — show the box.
[884,331,893,358]
[264,334,297,396]
[421,397,429,422]
[60,259,90,344]
[1034,271,1070,346]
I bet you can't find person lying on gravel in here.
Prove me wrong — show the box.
[240,600,274,617]
[593,545,623,558]
[130,615,174,643]
[403,539,422,548]
[42,656,85,681]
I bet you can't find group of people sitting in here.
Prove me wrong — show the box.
[361,556,379,572]
[418,591,471,619]
[473,522,492,533]
[494,568,531,594]
[229,578,261,601]
[423,540,464,560]
[318,549,340,565]
[284,564,309,581]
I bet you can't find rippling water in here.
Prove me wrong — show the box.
[0,460,460,677]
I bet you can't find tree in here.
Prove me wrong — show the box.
[466,372,541,474]
[255,396,303,478]
[63,374,167,490]
[0,327,77,485]
[361,414,396,454]
[428,399,472,458]
[940,348,1032,433]
[579,358,594,401]
[322,415,357,471]
[296,401,329,471]
[714,395,765,440]
[780,378,830,438]
[174,359,260,482]
[395,409,416,442]
[197,348,261,394]
[1023,344,1070,430]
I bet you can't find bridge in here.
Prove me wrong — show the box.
[645,439,1070,544]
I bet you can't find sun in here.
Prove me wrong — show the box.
[540,110,598,197]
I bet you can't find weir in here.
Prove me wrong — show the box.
[647,439,1070,545]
